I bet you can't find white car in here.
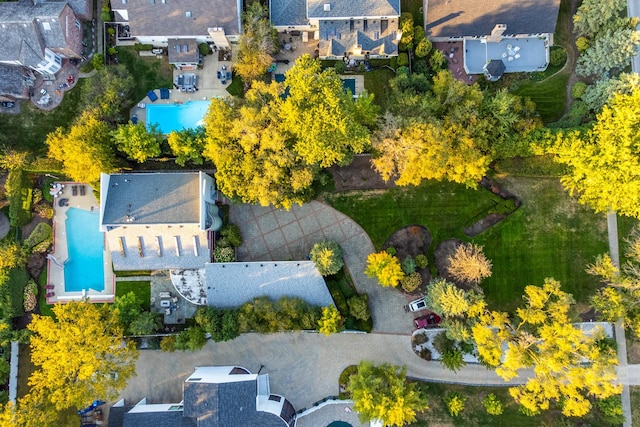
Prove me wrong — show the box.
[407,297,428,312]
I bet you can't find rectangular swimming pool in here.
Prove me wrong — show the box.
[64,207,105,292]
[145,100,210,134]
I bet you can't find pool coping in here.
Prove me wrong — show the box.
[47,182,115,304]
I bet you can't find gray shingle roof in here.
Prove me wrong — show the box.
[0,2,78,66]
[307,0,400,19]
[318,19,398,56]
[123,410,196,427]
[205,261,334,309]
[102,172,201,226]
[168,38,199,63]
[114,0,240,38]
[426,0,561,38]
[0,64,27,99]
[269,0,308,27]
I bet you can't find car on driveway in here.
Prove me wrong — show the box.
[414,312,442,329]
[407,297,427,312]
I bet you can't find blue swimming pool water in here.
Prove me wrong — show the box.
[145,100,210,134]
[64,208,104,292]
[327,422,352,427]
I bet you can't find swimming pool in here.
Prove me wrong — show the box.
[64,208,104,292]
[145,100,210,134]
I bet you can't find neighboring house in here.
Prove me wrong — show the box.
[168,38,200,69]
[0,64,29,101]
[0,0,83,83]
[424,0,561,79]
[109,366,297,427]
[270,0,401,59]
[112,0,242,49]
[99,172,219,271]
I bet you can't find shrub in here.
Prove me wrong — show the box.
[576,36,591,52]
[23,222,52,249]
[401,256,416,274]
[365,251,404,287]
[429,50,447,73]
[412,59,429,75]
[412,332,428,346]
[415,38,432,58]
[6,169,32,227]
[445,392,466,417]
[107,47,118,56]
[334,61,346,74]
[418,347,432,360]
[35,203,53,219]
[133,43,154,51]
[220,223,242,247]
[129,312,162,335]
[550,48,567,67]
[213,246,235,263]
[398,53,409,67]
[433,331,455,354]
[415,254,428,269]
[195,307,239,342]
[174,327,207,351]
[310,240,344,276]
[100,8,111,22]
[483,393,503,415]
[107,27,116,36]
[401,272,422,292]
[596,395,624,425]
[216,237,232,248]
[441,348,465,372]
[160,335,177,352]
[571,81,588,99]
[32,189,43,205]
[23,280,37,312]
[389,56,398,69]
[317,305,342,335]
[329,286,348,315]
[198,43,211,56]
[347,294,370,321]
[92,54,105,70]
[385,247,397,256]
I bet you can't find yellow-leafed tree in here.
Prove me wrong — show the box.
[364,251,404,287]
[27,301,138,411]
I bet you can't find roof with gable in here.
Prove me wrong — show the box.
[318,19,398,56]
[0,64,27,99]
[307,0,400,19]
[113,0,240,37]
[425,0,561,38]
[0,1,71,66]
[168,38,199,63]
[269,0,308,27]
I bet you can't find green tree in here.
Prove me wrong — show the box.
[365,251,404,287]
[347,294,370,321]
[128,312,162,336]
[111,122,163,163]
[112,292,143,332]
[46,110,116,183]
[483,393,504,415]
[174,327,207,351]
[317,305,341,335]
[28,301,137,411]
[582,72,640,112]
[589,226,640,338]
[309,240,344,276]
[0,241,26,274]
[550,90,640,218]
[573,0,626,37]
[234,3,278,85]
[576,27,640,76]
[445,392,466,417]
[167,127,206,166]
[347,361,428,426]
[81,64,135,122]
[399,13,414,51]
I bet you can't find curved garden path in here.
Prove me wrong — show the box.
[229,200,415,333]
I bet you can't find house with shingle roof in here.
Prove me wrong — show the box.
[109,366,297,427]
[0,0,83,101]
[270,0,401,59]
[112,0,241,49]
[424,0,561,79]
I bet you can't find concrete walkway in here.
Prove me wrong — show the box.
[229,201,416,334]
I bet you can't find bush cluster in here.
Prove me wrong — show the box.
[5,169,32,227]
[213,246,235,262]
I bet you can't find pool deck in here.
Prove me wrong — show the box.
[48,182,115,304]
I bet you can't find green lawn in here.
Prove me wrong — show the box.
[512,73,569,123]
[37,267,54,317]
[325,177,609,312]
[364,68,395,108]
[117,46,173,105]
[632,386,640,426]
[401,0,424,24]
[115,280,151,310]
[0,80,85,155]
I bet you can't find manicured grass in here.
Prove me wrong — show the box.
[326,177,609,312]
[114,270,153,277]
[0,80,86,155]
[632,386,640,426]
[37,267,54,317]
[115,280,151,311]
[226,73,244,97]
[413,382,613,426]
[512,73,569,123]
[117,46,173,105]
[363,68,395,108]
[401,0,424,24]
[528,46,566,81]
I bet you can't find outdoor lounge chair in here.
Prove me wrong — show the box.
[80,185,86,196]
[72,185,78,196]
[46,292,55,298]
[45,285,55,290]
[147,90,158,102]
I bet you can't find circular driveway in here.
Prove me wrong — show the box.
[229,201,415,333]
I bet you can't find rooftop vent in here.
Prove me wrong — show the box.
[323,3,330,11]
[42,22,51,31]
[186,10,192,17]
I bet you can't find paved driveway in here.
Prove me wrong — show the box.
[230,201,415,333]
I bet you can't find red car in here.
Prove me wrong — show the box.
[413,312,442,329]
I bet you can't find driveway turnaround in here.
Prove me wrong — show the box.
[230,201,416,333]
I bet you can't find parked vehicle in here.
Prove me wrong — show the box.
[413,311,442,329]
[0,101,15,108]
[407,297,427,312]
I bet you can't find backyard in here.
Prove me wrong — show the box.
[325,174,611,312]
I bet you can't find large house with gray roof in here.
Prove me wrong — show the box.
[112,0,241,50]
[0,0,84,99]
[109,366,297,427]
[270,0,401,59]
[424,0,561,79]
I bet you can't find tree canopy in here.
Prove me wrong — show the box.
[111,121,163,163]
[309,240,344,276]
[81,64,135,122]
[27,301,138,410]
[550,90,640,218]
[46,110,116,183]
[234,3,278,85]
[573,0,627,38]
[364,251,404,287]
[167,127,206,166]
[347,361,428,426]
[203,55,377,209]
